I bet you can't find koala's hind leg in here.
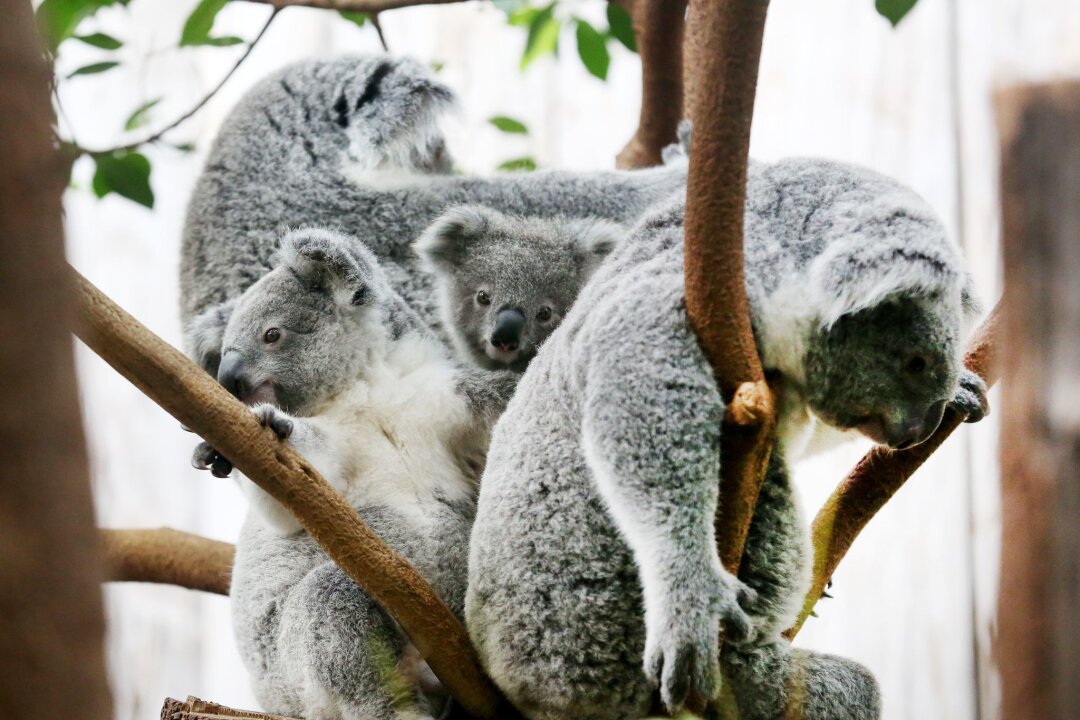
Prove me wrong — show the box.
[277,562,434,720]
[721,642,881,720]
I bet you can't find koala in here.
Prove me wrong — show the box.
[180,55,688,361]
[189,227,516,720]
[466,159,989,720]
[414,205,624,371]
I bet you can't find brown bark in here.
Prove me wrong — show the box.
[162,696,297,720]
[102,528,234,595]
[614,0,687,169]
[74,274,513,720]
[682,0,775,573]
[0,2,111,719]
[995,80,1080,720]
[787,303,1002,637]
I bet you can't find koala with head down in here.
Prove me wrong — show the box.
[466,158,988,720]
[189,228,515,720]
[414,206,624,371]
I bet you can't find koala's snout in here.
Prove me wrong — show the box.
[880,400,948,451]
[217,350,277,406]
[490,308,526,353]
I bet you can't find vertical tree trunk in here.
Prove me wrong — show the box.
[0,2,111,719]
[996,80,1080,720]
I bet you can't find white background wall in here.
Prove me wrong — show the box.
[55,1,1080,718]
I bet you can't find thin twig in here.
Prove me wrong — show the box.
[77,8,280,157]
[370,13,390,51]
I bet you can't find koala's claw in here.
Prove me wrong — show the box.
[950,369,989,423]
[191,441,233,478]
[254,404,293,440]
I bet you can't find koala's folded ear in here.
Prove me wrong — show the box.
[572,218,625,273]
[279,228,373,308]
[810,198,964,326]
[414,205,499,269]
[187,298,238,377]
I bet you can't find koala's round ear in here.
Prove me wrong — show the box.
[572,218,625,272]
[187,298,238,377]
[279,229,373,308]
[414,205,497,270]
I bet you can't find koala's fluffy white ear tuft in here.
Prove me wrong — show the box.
[279,228,373,308]
[187,298,238,376]
[573,218,625,272]
[414,205,497,269]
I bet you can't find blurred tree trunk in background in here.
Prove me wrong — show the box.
[997,80,1080,720]
[0,1,111,719]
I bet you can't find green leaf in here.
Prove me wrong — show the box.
[171,142,196,153]
[74,32,122,49]
[203,35,243,46]
[92,151,154,208]
[574,18,609,80]
[497,156,537,172]
[338,10,368,26]
[180,0,229,47]
[36,0,127,52]
[520,3,559,70]
[124,98,161,131]
[67,61,119,78]
[488,115,529,134]
[875,0,919,26]
[606,3,636,52]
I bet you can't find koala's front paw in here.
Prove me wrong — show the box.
[644,573,755,712]
[191,441,233,478]
[253,403,293,440]
[950,369,989,423]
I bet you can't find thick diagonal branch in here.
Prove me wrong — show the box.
[787,303,1002,637]
[614,0,687,169]
[102,528,234,596]
[683,0,774,573]
[73,273,513,720]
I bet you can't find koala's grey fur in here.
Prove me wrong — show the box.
[467,159,988,720]
[414,205,624,371]
[191,228,515,720]
[181,56,687,362]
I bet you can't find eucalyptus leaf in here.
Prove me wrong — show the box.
[92,151,154,208]
[606,3,636,52]
[74,32,122,49]
[875,0,919,26]
[489,115,529,134]
[36,0,127,52]
[498,156,537,172]
[520,3,559,70]
[339,10,368,27]
[67,61,120,78]
[124,98,161,131]
[180,0,229,47]
[203,35,244,46]
[574,18,609,80]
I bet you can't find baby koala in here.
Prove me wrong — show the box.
[415,205,623,372]
[188,228,515,720]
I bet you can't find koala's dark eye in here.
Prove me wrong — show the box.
[536,306,553,322]
[904,355,928,374]
[263,328,282,344]
[476,290,492,306]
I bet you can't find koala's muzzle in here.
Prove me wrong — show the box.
[878,399,948,450]
[217,350,276,406]
[490,308,526,353]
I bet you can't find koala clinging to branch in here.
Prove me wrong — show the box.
[189,228,515,720]
[181,55,688,361]
[467,159,988,720]
[414,205,624,371]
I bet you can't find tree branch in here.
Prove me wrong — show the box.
[238,0,467,11]
[787,302,1002,637]
[614,0,687,169]
[73,272,515,720]
[162,696,297,719]
[102,528,234,596]
[683,0,774,573]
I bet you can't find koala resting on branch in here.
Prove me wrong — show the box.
[189,228,516,720]
[466,159,988,720]
[180,55,688,365]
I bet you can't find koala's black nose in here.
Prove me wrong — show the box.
[886,401,947,450]
[491,308,526,353]
[217,351,253,401]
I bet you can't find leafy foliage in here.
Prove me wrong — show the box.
[497,157,538,172]
[574,18,609,80]
[489,116,529,134]
[875,0,920,26]
[338,11,369,27]
[67,61,120,78]
[605,3,635,52]
[91,151,154,208]
[36,0,129,52]
[124,98,162,131]
[74,32,123,49]
[180,0,242,47]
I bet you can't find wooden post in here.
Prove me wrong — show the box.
[0,1,111,718]
[996,80,1080,720]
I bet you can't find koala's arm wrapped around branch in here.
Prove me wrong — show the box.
[73,271,514,720]
[787,303,1002,638]
[101,528,234,595]
[682,0,775,573]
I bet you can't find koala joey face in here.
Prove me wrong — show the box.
[804,295,962,450]
[189,229,407,415]
[416,205,623,372]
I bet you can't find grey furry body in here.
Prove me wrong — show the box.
[191,228,515,720]
[181,56,686,353]
[467,160,988,720]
